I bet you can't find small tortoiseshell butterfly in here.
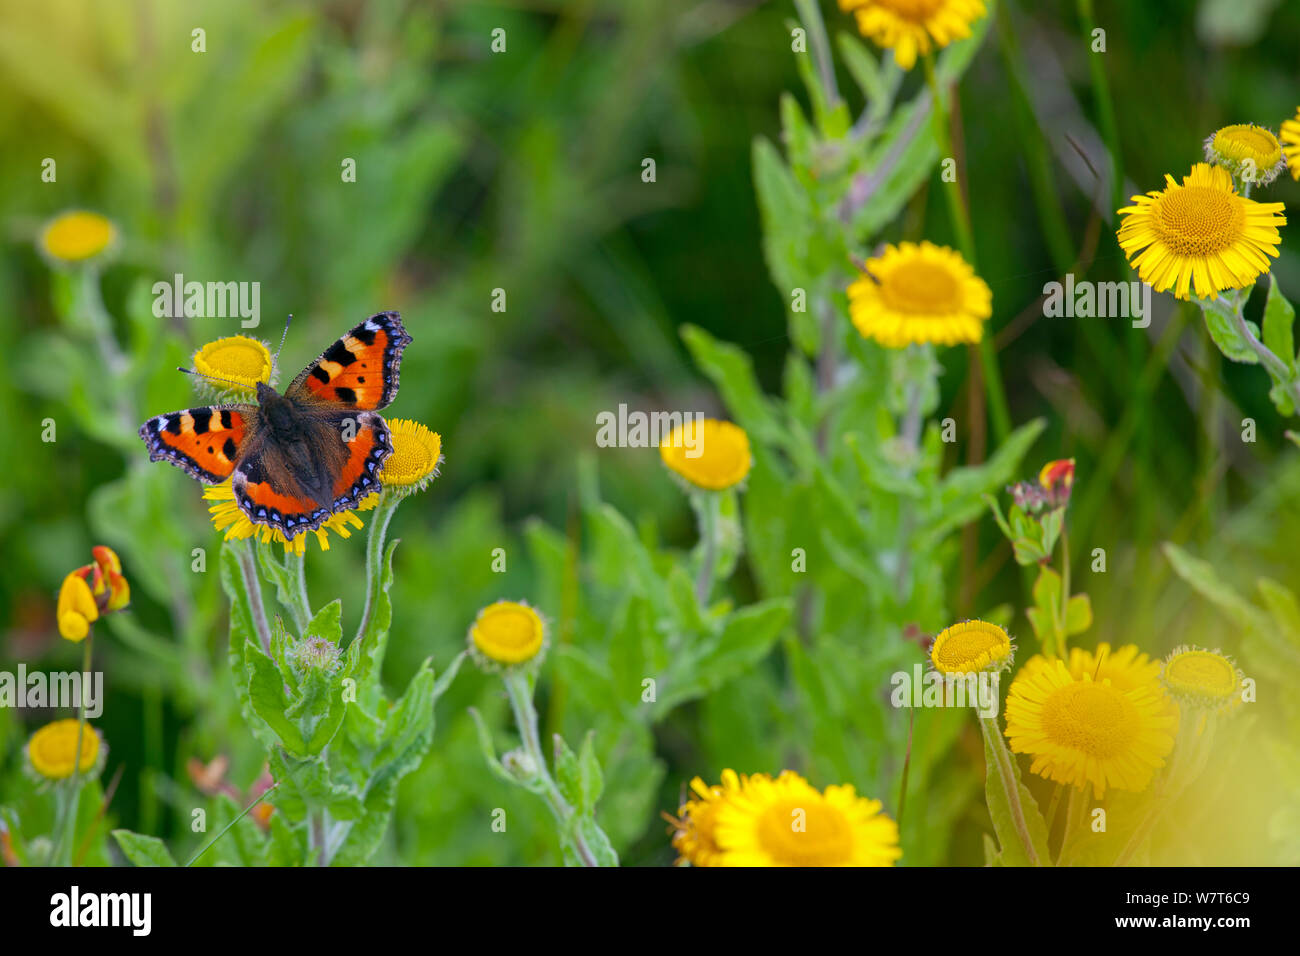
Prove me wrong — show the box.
[140,312,412,538]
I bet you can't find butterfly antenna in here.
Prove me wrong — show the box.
[176,366,256,391]
[274,314,293,364]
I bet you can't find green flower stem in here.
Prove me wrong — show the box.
[1057,525,1071,658]
[693,491,719,605]
[355,490,400,651]
[502,670,600,867]
[1113,715,1217,866]
[54,634,94,866]
[794,0,840,109]
[185,783,279,867]
[978,713,1041,866]
[286,551,312,633]
[235,540,273,655]
[921,52,1011,444]
[1201,290,1300,408]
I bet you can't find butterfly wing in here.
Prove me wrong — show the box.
[139,406,256,483]
[231,410,392,538]
[285,311,411,410]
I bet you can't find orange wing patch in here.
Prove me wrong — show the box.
[331,412,391,506]
[289,312,411,410]
[139,406,252,483]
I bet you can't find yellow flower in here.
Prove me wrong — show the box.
[56,546,130,641]
[378,419,442,496]
[1116,163,1286,301]
[39,210,116,264]
[847,241,992,348]
[659,418,752,491]
[1066,642,1161,691]
[469,600,547,668]
[668,769,748,867]
[839,0,986,71]
[57,572,99,642]
[1281,108,1300,182]
[712,770,901,866]
[26,719,103,780]
[204,480,367,556]
[1004,656,1179,797]
[1161,645,1243,714]
[1204,124,1285,186]
[930,619,1013,674]
[192,336,274,395]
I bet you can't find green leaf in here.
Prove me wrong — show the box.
[111,830,177,867]
[246,641,307,755]
[1163,542,1269,633]
[1263,275,1297,375]
[1064,593,1093,636]
[1202,303,1261,364]
[553,733,583,809]
[980,724,1050,866]
[577,731,605,812]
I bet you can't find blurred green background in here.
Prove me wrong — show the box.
[2,0,1299,865]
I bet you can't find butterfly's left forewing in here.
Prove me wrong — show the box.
[286,311,411,410]
[139,405,256,483]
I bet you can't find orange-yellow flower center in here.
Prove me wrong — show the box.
[28,719,99,779]
[1041,681,1138,759]
[878,259,961,313]
[875,0,946,19]
[756,798,853,866]
[471,602,545,665]
[1152,186,1244,258]
[1165,651,1237,699]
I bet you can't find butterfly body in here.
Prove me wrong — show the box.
[140,312,411,539]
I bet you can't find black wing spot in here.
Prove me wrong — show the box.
[223,438,238,459]
[220,409,233,430]
[354,326,378,346]
[165,413,182,434]
[334,387,357,404]
[191,408,212,434]
[311,367,330,383]
[357,376,365,383]
[324,341,357,367]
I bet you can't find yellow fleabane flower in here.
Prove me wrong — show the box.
[1116,163,1286,301]
[1280,107,1300,182]
[712,770,901,866]
[378,419,442,497]
[660,418,752,492]
[26,719,103,780]
[39,211,117,264]
[1005,656,1178,797]
[930,619,1013,674]
[469,600,547,668]
[839,0,987,71]
[848,241,992,348]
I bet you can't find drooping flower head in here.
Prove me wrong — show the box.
[1204,124,1285,187]
[1008,458,1076,513]
[39,210,117,265]
[1004,656,1179,796]
[377,419,443,498]
[930,619,1014,674]
[57,546,131,641]
[25,719,105,782]
[839,0,987,71]
[1280,107,1300,182]
[1161,645,1243,715]
[1116,163,1286,301]
[468,600,547,670]
[712,770,901,867]
[660,418,752,492]
[848,241,992,348]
